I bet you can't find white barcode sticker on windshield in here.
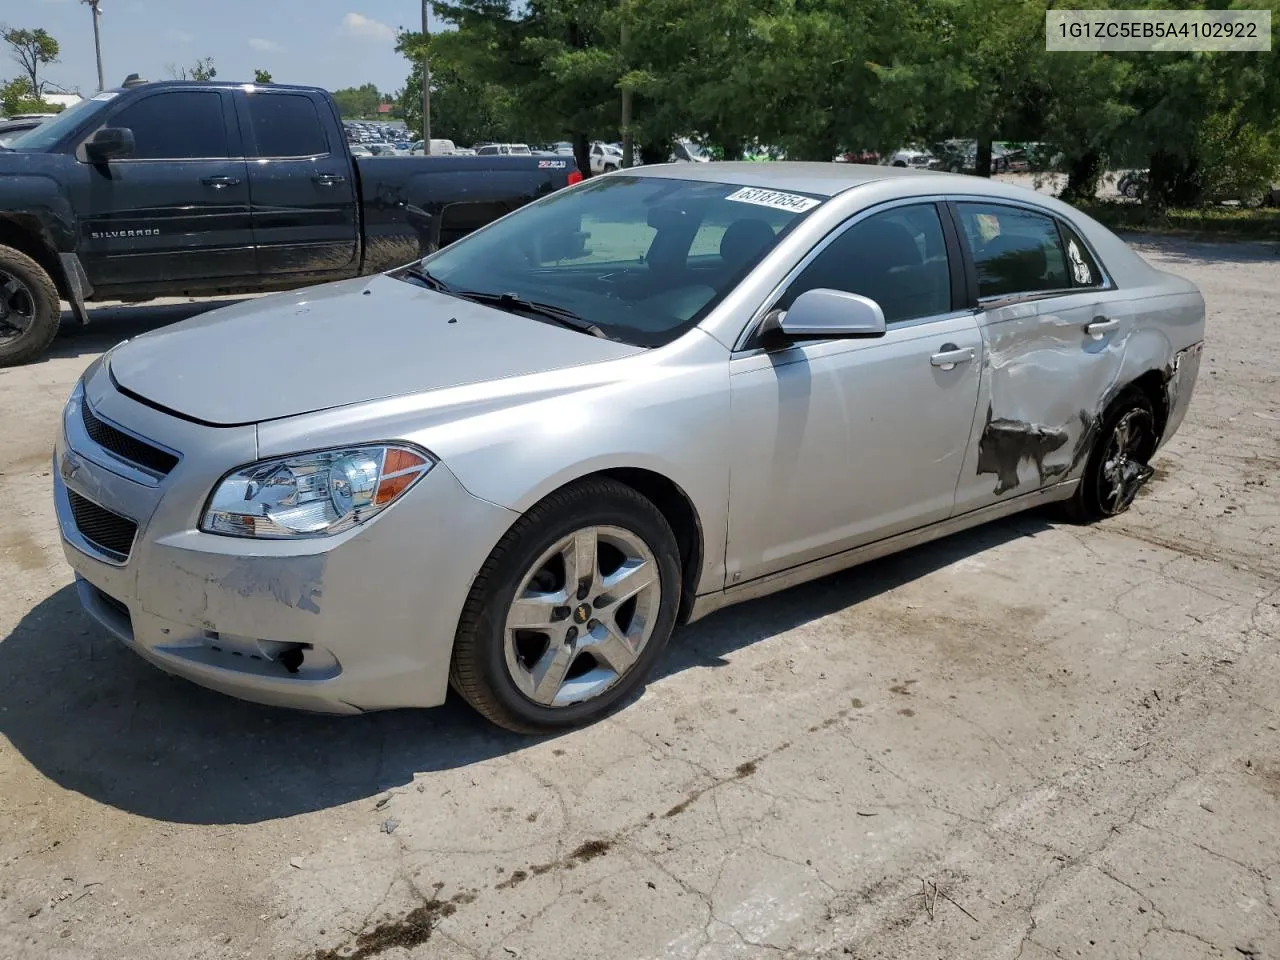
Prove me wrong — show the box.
[725,187,821,213]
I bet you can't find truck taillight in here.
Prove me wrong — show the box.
[567,170,583,186]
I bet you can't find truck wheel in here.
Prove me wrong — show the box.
[0,246,61,368]
[450,478,682,733]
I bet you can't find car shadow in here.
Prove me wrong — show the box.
[1126,233,1280,265]
[45,298,253,361]
[0,513,1049,825]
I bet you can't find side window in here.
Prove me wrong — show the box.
[955,203,1070,298]
[107,91,228,160]
[777,203,952,324]
[1058,220,1104,288]
[245,94,327,158]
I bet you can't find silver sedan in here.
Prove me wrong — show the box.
[53,163,1205,731]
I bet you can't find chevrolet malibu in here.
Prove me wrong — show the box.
[54,163,1205,732]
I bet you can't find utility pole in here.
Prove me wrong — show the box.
[420,0,432,153]
[84,0,105,91]
[620,0,632,168]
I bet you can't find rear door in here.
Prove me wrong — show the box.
[947,200,1127,512]
[76,87,253,288]
[236,89,359,277]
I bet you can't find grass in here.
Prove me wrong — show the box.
[1075,201,1280,242]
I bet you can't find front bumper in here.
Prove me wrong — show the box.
[54,365,517,713]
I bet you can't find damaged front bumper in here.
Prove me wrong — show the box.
[54,369,517,714]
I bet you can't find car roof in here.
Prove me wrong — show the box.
[621,161,938,197]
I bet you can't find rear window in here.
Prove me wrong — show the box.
[955,202,1070,298]
[245,93,328,158]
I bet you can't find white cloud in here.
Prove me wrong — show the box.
[248,38,283,53]
[165,28,194,43]
[341,12,395,43]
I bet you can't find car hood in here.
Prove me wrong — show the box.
[107,275,646,426]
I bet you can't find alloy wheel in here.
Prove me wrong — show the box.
[0,270,36,346]
[1098,408,1155,514]
[503,525,661,708]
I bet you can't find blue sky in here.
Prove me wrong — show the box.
[21,0,427,96]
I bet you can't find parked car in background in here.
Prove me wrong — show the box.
[53,162,1203,732]
[884,147,935,169]
[834,149,881,164]
[0,80,582,365]
[409,138,459,156]
[476,143,533,156]
[589,141,624,174]
[0,117,48,147]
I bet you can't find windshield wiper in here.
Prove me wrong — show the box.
[398,264,454,293]
[454,290,612,339]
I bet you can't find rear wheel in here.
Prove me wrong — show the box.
[0,245,61,368]
[450,478,682,733]
[1061,390,1157,523]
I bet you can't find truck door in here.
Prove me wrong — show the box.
[236,90,359,277]
[76,88,254,289]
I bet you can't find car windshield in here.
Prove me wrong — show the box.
[409,175,823,348]
[7,94,115,151]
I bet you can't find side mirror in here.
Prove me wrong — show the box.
[84,126,135,162]
[763,288,887,345]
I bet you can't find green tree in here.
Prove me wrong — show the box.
[2,27,60,97]
[412,1,624,174]
[166,57,216,81]
[1,76,58,114]
[331,83,383,118]
[253,68,273,84]
[399,60,509,145]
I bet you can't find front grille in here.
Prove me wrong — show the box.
[67,490,138,562]
[81,402,179,476]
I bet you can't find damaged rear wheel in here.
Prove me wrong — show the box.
[1062,390,1157,523]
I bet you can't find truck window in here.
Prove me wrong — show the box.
[109,91,228,160]
[245,93,328,158]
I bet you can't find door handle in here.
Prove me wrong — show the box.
[1086,316,1120,339]
[930,344,975,370]
[313,174,347,186]
[201,176,241,188]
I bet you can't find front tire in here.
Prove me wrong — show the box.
[450,478,682,733]
[0,245,61,368]
[1061,390,1158,523]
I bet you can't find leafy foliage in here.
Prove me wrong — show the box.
[331,83,386,119]
[167,57,217,81]
[1,76,60,115]
[2,27,59,96]
[253,68,273,84]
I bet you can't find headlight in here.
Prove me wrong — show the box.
[200,444,435,539]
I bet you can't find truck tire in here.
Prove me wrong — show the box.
[0,245,61,368]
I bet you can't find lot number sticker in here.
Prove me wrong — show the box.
[725,187,821,213]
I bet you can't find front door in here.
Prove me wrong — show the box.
[726,202,983,585]
[75,88,253,288]
[946,201,1128,513]
[236,90,359,277]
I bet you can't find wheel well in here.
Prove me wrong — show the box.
[1126,369,1170,442]
[0,216,68,300]
[595,467,704,624]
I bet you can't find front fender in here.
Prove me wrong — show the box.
[0,161,78,253]
[426,335,733,596]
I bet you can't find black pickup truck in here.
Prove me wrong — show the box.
[0,80,582,366]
